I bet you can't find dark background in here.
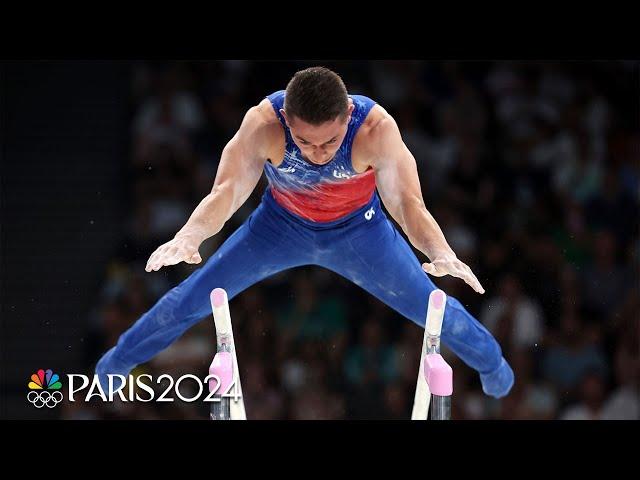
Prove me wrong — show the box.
[2,60,638,420]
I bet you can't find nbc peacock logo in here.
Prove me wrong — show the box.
[27,369,64,409]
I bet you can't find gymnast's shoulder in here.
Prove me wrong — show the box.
[236,98,285,160]
[353,103,400,164]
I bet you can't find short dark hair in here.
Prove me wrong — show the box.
[284,67,349,125]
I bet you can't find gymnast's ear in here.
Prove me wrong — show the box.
[344,100,355,123]
[280,108,292,128]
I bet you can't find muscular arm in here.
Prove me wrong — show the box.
[146,100,274,272]
[174,103,272,243]
[367,111,485,294]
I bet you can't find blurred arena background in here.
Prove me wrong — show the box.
[2,60,638,420]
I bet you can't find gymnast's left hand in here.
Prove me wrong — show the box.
[422,254,485,294]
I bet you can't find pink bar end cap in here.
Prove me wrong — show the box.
[211,288,227,308]
[431,290,445,309]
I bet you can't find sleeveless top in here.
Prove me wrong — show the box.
[264,90,377,222]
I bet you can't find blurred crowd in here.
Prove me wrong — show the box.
[62,61,638,420]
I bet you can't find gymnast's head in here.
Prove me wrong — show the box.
[280,66,355,165]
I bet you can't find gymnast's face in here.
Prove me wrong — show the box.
[281,101,354,166]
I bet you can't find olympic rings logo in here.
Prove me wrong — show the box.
[27,390,63,409]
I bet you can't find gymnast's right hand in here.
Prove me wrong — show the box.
[145,231,203,272]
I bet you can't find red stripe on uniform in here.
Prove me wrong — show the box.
[271,169,376,222]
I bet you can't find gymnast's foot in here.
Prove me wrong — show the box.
[480,357,514,399]
[95,347,135,394]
